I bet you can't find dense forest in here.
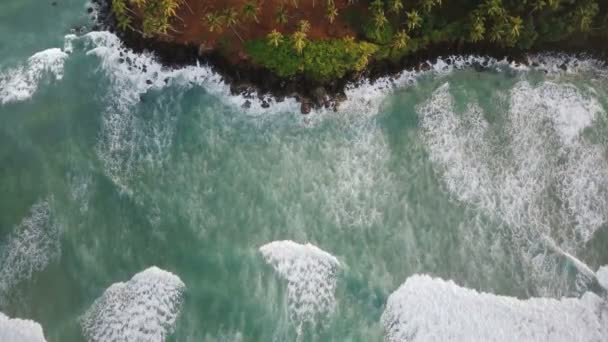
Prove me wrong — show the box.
[110,0,608,81]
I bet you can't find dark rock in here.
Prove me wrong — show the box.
[242,100,252,109]
[198,43,213,56]
[118,58,124,64]
[87,7,93,13]
[231,83,255,97]
[261,101,270,108]
[419,62,431,71]
[95,1,608,119]
[300,99,312,115]
[146,79,153,85]
[559,63,568,71]
[164,78,169,84]
[312,86,328,107]
[335,92,347,103]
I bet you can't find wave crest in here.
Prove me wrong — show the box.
[259,241,341,333]
[81,266,185,342]
[382,275,608,342]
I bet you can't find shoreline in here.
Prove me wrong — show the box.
[91,0,607,114]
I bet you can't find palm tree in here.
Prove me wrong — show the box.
[275,5,289,25]
[369,0,384,14]
[391,30,409,53]
[267,29,283,47]
[224,8,244,42]
[575,3,598,32]
[205,12,224,32]
[484,0,505,18]
[161,0,179,18]
[406,11,422,31]
[509,16,522,39]
[373,10,388,31]
[112,0,132,30]
[422,0,435,12]
[326,3,339,24]
[242,1,261,23]
[489,24,503,43]
[469,14,485,42]
[298,20,311,34]
[389,0,403,14]
[293,30,307,54]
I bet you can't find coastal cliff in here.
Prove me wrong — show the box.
[94,0,608,113]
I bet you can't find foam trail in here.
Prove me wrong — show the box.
[259,241,341,334]
[419,81,608,296]
[81,266,185,342]
[0,312,47,342]
[542,236,596,281]
[0,48,68,105]
[0,199,60,302]
[381,275,608,342]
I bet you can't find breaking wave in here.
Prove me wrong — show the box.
[76,31,297,194]
[0,312,47,342]
[0,48,68,105]
[381,274,608,342]
[259,241,341,334]
[0,199,60,303]
[81,266,185,342]
[419,81,608,296]
[66,29,608,201]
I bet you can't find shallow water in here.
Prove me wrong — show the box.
[0,1,607,341]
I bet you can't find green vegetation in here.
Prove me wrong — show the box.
[112,0,183,37]
[246,37,379,81]
[112,0,608,82]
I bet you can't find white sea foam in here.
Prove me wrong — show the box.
[259,241,341,333]
[336,53,607,120]
[0,200,60,302]
[324,130,393,228]
[381,275,608,342]
[79,31,302,193]
[419,81,608,295]
[81,266,185,342]
[74,30,608,200]
[598,266,608,291]
[0,312,47,342]
[0,48,68,105]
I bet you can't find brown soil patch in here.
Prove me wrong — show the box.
[167,0,361,62]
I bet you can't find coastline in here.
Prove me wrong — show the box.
[91,0,607,114]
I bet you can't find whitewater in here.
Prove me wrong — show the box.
[0,0,607,341]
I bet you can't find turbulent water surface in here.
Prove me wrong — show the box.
[1,1,608,341]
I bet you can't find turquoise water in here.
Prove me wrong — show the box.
[1,1,607,341]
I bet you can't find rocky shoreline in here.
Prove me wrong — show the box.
[90,0,607,114]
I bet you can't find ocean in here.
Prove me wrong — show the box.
[0,1,607,341]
